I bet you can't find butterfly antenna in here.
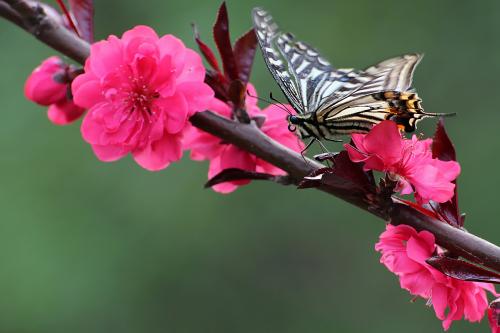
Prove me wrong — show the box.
[269,92,292,115]
[246,90,291,115]
[422,111,457,117]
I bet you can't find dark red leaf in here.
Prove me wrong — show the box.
[322,151,376,193]
[432,118,456,162]
[233,29,257,84]
[212,2,238,80]
[205,168,294,188]
[298,151,376,194]
[426,256,500,284]
[55,0,80,37]
[68,0,94,42]
[297,168,333,189]
[205,70,228,101]
[428,200,463,228]
[228,79,246,109]
[192,24,221,72]
[488,299,500,328]
[431,119,462,227]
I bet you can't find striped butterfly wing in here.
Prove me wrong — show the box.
[252,8,352,114]
[363,53,422,91]
[317,54,429,134]
[318,54,422,111]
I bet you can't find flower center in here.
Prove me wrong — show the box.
[125,76,159,115]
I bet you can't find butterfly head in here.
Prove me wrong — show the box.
[287,114,301,132]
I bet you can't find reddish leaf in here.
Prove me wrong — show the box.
[432,118,456,162]
[488,299,500,329]
[233,29,257,84]
[68,0,94,42]
[298,151,376,194]
[205,168,294,188]
[205,70,228,101]
[324,151,376,192]
[228,79,246,111]
[55,0,80,37]
[431,119,462,227]
[297,168,332,189]
[426,256,500,284]
[213,2,238,80]
[192,24,221,72]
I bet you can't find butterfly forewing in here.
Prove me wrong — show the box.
[253,8,350,114]
[252,8,304,112]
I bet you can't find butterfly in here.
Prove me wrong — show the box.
[252,8,450,143]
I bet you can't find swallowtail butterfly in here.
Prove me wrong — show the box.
[252,8,449,142]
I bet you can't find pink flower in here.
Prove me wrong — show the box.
[72,26,213,171]
[376,224,497,330]
[185,85,303,193]
[25,56,85,125]
[345,120,460,203]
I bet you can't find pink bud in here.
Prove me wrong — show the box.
[25,56,67,105]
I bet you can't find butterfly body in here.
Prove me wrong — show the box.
[252,8,450,141]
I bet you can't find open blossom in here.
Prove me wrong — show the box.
[345,120,460,203]
[25,56,85,125]
[376,224,497,330]
[72,26,213,171]
[184,85,303,193]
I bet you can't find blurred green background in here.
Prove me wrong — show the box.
[0,0,499,332]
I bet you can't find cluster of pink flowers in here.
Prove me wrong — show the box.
[376,224,498,330]
[184,84,303,193]
[25,56,85,125]
[24,26,303,191]
[345,120,460,204]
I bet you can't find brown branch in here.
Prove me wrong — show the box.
[1,1,500,273]
[2,0,89,64]
[0,1,24,27]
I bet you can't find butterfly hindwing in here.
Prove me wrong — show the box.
[364,53,422,92]
[315,54,426,132]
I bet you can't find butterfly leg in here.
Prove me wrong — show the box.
[312,140,335,167]
[299,138,317,166]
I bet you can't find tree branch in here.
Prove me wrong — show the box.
[2,0,89,64]
[1,1,500,273]
[0,1,24,27]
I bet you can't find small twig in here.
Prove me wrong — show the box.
[1,3,500,273]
